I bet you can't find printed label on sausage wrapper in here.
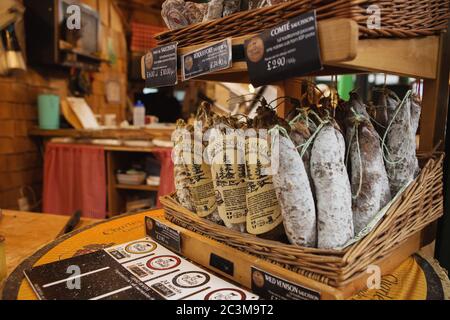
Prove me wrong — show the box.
[245,137,283,235]
[209,135,247,224]
[188,166,217,218]
[184,137,218,218]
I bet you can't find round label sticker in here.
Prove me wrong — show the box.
[205,288,247,300]
[146,255,181,271]
[172,271,210,289]
[124,241,157,254]
[184,56,194,72]
[246,36,265,63]
[252,270,265,288]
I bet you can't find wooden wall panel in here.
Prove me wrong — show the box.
[0,0,128,210]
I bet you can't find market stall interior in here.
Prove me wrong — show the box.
[0,0,450,300]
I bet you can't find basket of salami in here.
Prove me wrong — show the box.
[160,88,444,287]
[157,0,450,48]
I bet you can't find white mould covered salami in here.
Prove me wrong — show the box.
[272,134,316,247]
[311,123,354,249]
[370,89,388,138]
[347,117,391,234]
[290,119,315,190]
[384,90,421,195]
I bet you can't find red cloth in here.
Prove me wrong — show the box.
[43,143,107,219]
[152,148,175,208]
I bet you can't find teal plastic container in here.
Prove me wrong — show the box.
[38,94,60,130]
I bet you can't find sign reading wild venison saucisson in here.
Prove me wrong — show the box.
[244,11,323,87]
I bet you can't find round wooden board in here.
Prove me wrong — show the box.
[1,210,164,300]
[1,208,448,300]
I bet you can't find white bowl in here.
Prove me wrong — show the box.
[117,172,146,185]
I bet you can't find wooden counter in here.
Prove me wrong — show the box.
[1,210,448,300]
[0,210,99,277]
[29,127,174,140]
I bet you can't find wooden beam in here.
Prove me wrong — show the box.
[142,18,441,82]
[141,18,359,83]
[419,32,450,153]
[334,36,440,79]
[436,22,450,274]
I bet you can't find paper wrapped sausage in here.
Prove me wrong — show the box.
[245,106,288,242]
[208,117,247,232]
[172,120,196,212]
[186,102,222,224]
[203,0,223,22]
[311,123,354,249]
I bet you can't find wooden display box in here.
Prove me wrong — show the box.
[145,215,427,300]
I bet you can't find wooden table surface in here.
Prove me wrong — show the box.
[0,210,99,277]
[0,209,448,300]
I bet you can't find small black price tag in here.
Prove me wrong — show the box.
[244,11,323,87]
[145,216,181,253]
[181,38,232,81]
[143,42,178,87]
[251,267,321,300]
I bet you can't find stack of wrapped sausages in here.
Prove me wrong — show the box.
[162,0,292,30]
[173,89,422,249]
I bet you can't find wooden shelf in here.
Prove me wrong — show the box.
[115,184,159,192]
[104,146,161,153]
[142,18,440,82]
[29,127,175,140]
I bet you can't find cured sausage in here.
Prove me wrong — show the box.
[347,118,391,234]
[311,124,354,249]
[273,134,316,247]
[385,91,421,195]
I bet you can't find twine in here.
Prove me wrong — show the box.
[295,110,330,158]
[381,90,413,166]
[345,108,368,200]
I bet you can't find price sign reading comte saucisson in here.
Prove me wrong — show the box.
[244,11,323,87]
[181,38,232,81]
[143,42,178,87]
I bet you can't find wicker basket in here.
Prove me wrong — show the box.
[156,0,450,48]
[161,153,444,287]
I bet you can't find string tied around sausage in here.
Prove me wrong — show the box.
[295,110,330,159]
[345,108,368,200]
[381,90,413,167]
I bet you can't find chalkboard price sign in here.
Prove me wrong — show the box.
[144,42,178,88]
[244,11,323,87]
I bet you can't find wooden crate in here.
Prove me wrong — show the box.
[146,215,427,300]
